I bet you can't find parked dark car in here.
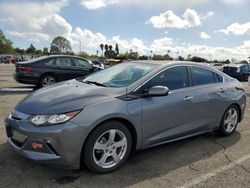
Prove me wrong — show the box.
[222,64,250,81]
[13,55,97,87]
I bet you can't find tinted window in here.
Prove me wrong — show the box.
[192,67,217,85]
[56,57,72,66]
[214,73,223,83]
[44,58,55,66]
[72,58,92,68]
[148,66,189,90]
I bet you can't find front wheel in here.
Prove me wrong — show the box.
[83,121,132,173]
[218,105,239,136]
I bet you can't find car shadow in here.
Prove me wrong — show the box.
[0,131,241,188]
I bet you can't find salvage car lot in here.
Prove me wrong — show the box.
[0,64,250,188]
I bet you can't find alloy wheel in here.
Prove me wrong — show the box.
[223,108,238,133]
[92,129,128,169]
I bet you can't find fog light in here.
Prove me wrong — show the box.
[31,142,43,149]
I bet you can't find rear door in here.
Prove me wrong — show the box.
[55,57,79,81]
[189,66,227,129]
[141,66,198,147]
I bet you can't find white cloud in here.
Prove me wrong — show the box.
[69,27,106,49]
[200,32,211,39]
[217,22,250,35]
[201,11,214,20]
[221,0,247,4]
[80,0,117,10]
[148,9,201,29]
[0,0,70,42]
[80,0,210,9]
[7,31,50,42]
[150,37,172,53]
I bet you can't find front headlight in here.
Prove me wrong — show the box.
[29,110,81,126]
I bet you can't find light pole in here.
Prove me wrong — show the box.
[79,41,81,54]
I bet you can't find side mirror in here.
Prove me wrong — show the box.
[146,86,169,97]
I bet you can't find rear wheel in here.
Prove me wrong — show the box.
[218,105,239,136]
[83,121,132,173]
[40,74,57,87]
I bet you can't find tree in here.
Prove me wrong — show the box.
[108,45,113,51]
[15,47,25,55]
[190,56,208,63]
[178,56,185,61]
[50,36,71,54]
[43,47,49,55]
[100,44,104,56]
[35,49,43,55]
[26,44,36,54]
[240,60,248,64]
[224,59,230,64]
[0,29,14,53]
[115,43,119,55]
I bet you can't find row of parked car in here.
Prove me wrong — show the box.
[211,63,250,81]
[0,55,29,64]
[12,55,250,88]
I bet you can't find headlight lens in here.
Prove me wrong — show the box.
[29,110,80,126]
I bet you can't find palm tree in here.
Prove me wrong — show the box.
[108,45,113,51]
[100,44,104,56]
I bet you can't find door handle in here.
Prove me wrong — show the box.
[184,96,194,101]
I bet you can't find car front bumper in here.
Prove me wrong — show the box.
[5,116,89,169]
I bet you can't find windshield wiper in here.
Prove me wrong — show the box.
[84,81,107,87]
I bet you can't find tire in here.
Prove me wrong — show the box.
[218,105,239,136]
[39,74,57,87]
[83,121,132,173]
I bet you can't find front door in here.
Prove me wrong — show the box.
[141,66,198,147]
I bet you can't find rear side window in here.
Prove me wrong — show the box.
[56,57,72,66]
[72,58,92,68]
[192,67,218,86]
[148,66,189,90]
[214,73,223,83]
[44,58,55,66]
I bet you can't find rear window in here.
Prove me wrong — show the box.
[223,66,238,73]
[192,67,219,86]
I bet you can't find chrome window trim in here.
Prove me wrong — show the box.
[133,64,225,93]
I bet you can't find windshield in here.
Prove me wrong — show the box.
[81,62,157,88]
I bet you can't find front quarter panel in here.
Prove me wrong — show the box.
[70,97,143,150]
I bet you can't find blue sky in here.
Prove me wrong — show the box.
[0,0,250,60]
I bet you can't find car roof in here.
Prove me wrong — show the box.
[223,64,247,68]
[129,60,214,69]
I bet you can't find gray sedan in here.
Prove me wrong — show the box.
[5,61,246,173]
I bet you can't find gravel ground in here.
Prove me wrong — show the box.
[0,64,250,188]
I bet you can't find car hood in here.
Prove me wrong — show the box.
[15,79,125,115]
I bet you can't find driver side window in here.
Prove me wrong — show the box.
[145,66,190,91]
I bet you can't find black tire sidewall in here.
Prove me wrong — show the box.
[219,105,239,136]
[83,121,132,173]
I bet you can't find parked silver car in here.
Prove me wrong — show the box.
[5,61,246,173]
